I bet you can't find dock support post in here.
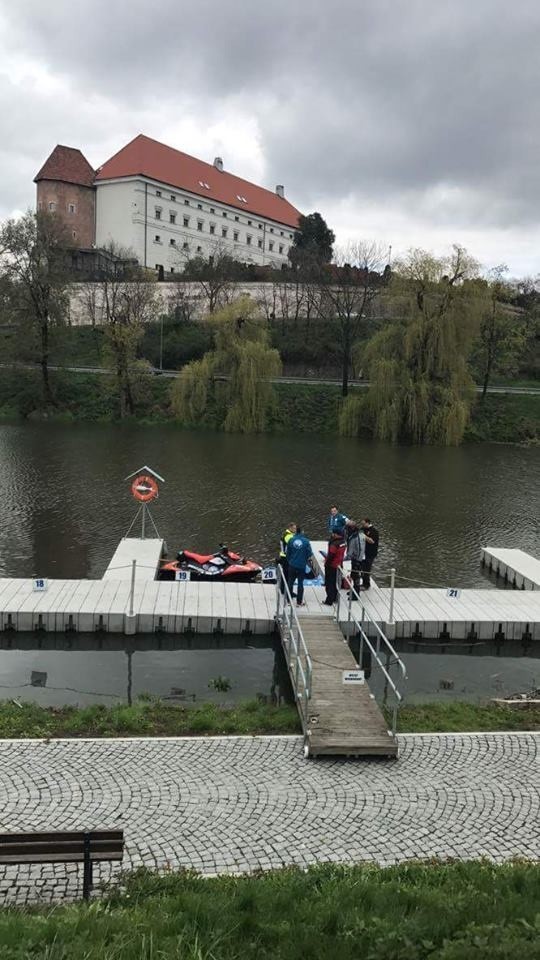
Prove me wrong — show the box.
[385,567,396,640]
[125,559,137,635]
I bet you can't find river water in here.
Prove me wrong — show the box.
[0,423,538,706]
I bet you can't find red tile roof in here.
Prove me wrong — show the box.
[95,134,301,229]
[34,145,95,187]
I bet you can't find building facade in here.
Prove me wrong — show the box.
[35,135,301,272]
[34,145,96,248]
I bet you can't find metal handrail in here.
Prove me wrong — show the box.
[335,565,407,736]
[336,565,406,677]
[274,566,313,730]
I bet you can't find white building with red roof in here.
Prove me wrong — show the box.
[35,135,302,272]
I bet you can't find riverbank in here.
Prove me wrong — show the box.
[1,699,538,738]
[2,861,539,958]
[0,367,538,442]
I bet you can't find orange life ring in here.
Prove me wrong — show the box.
[131,474,159,502]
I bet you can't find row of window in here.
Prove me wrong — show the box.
[153,191,294,239]
[38,201,77,214]
[154,211,288,253]
[157,260,283,274]
[153,232,287,254]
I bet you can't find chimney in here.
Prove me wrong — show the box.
[213,156,224,171]
[275,184,285,198]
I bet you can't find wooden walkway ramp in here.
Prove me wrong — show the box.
[298,615,398,758]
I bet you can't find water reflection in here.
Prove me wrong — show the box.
[351,636,539,704]
[0,634,294,708]
[0,632,537,708]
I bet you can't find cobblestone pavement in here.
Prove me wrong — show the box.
[0,733,538,904]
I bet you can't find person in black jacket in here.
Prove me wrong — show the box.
[360,518,379,589]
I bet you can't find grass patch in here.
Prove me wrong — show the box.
[466,393,540,444]
[395,700,540,733]
[0,699,538,739]
[0,698,300,739]
[1,862,539,958]
[0,361,538,442]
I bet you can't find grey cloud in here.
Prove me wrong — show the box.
[1,0,540,254]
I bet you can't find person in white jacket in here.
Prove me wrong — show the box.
[345,520,365,599]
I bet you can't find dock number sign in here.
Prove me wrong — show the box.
[342,669,365,685]
[446,588,461,599]
[33,578,47,592]
[175,570,191,582]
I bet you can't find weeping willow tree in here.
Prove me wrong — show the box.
[340,246,486,445]
[171,297,282,432]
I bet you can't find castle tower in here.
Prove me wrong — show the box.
[34,145,96,247]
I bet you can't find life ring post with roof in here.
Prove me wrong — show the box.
[131,474,159,502]
[124,466,165,540]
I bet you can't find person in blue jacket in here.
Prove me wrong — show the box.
[286,526,314,607]
[328,505,348,537]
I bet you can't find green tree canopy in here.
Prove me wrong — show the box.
[171,297,282,432]
[290,212,335,268]
[0,210,70,406]
[340,245,485,444]
[469,266,528,398]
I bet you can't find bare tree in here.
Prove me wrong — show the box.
[179,242,236,313]
[318,241,388,396]
[167,284,199,324]
[83,243,159,417]
[255,281,278,325]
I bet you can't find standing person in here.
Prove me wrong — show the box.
[345,520,365,599]
[328,505,349,537]
[361,518,379,589]
[277,523,296,594]
[323,533,346,605]
[286,526,314,608]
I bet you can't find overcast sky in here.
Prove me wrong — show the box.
[1,0,539,276]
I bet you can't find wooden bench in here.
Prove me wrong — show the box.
[0,830,124,900]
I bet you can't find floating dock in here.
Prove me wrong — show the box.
[2,535,539,758]
[0,539,539,639]
[481,546,540,590]
[102,538,165,583]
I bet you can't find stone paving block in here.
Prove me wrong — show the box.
[0,733,538,904]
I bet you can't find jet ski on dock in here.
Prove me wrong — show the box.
[159,544,263,582]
